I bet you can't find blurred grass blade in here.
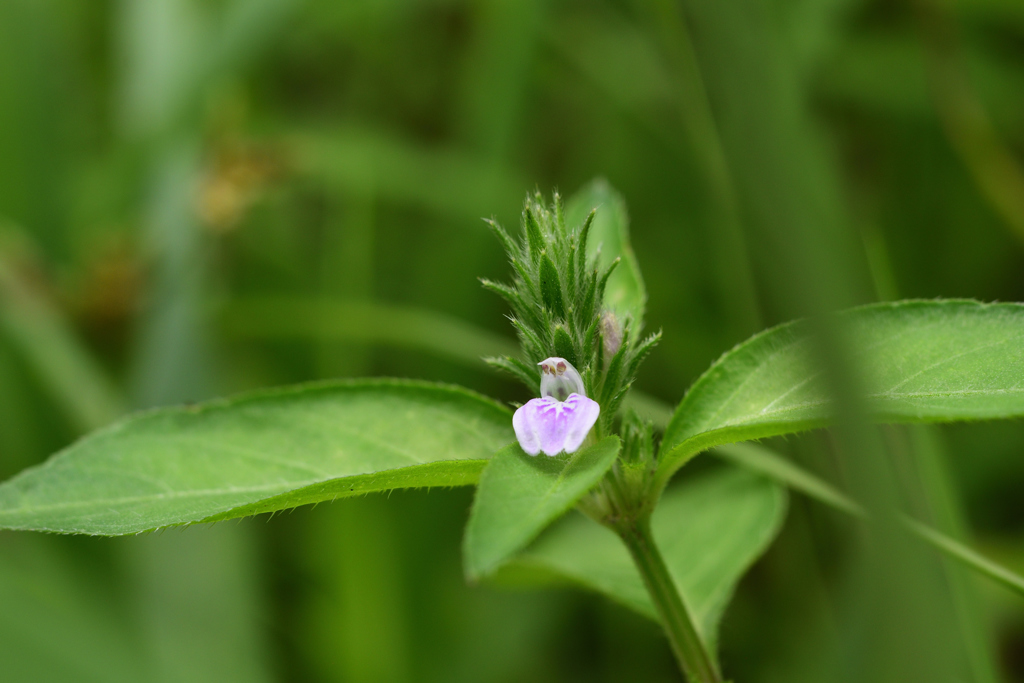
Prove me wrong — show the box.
[715,443,865,518]
[915,0,1024,247]
[0,234,124,431]
[658,300,1024,493]
[119,0,294,137]
[222,297,519,364]
[290,125,526,219]
[903,425,1002,683]
[901,518,1024,597]
[463,436,620,580]
[0,536,147,682]
[122,526,273,683]
[633,0,762,336]
[564,179,646,321]
[214,0,296,75]
[297,498,412,683]
[716,440,1024,599]
[131,143,216,408]
[499,467,786,651]
[0,380,513,535]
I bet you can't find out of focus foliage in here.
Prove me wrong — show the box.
[1,0,1023,680]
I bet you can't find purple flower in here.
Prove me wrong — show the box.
[513,358,600,456]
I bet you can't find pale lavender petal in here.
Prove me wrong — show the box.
[513,398,545,455]
[561,393,601,453]
[512,394,600,457]
[535,398,571,456]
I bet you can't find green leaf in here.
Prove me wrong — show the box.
[565,179,646,322]
[0,380,513,535]
[500,467,786,650]
[659,300,1024,492]
[463,436,620,580]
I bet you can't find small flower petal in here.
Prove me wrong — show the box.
[512,393,600,457]
[561,394,601,453]
[512,398,546,456]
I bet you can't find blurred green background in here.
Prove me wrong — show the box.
[1,0,1024,680]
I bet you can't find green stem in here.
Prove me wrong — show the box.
[617,516,722,683]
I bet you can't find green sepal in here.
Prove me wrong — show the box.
[553,325,576,367]
[596,258,620,308]
[484,218,518,260]
[524,206,545,259]
[540,254,565,318]
[627,331,661,378]
[576,209,596,283]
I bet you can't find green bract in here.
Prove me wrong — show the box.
[481,190,660,437]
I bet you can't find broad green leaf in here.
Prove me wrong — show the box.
[565,179,646,322]
[463,436,620,580]
[0,380,513,535]
[500,467,786,650]
[658,300,1024,492]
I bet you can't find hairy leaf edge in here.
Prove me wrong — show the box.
[657,299,1024,495]
[463,436,621,581]
[496,471,788,637]
[0,378,513,535]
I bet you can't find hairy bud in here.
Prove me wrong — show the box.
[601,311,622,358]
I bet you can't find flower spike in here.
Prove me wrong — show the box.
[483,190,658,442]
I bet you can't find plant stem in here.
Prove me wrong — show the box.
[617,516,722,683]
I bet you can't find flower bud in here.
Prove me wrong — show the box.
[601,311,622,358]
